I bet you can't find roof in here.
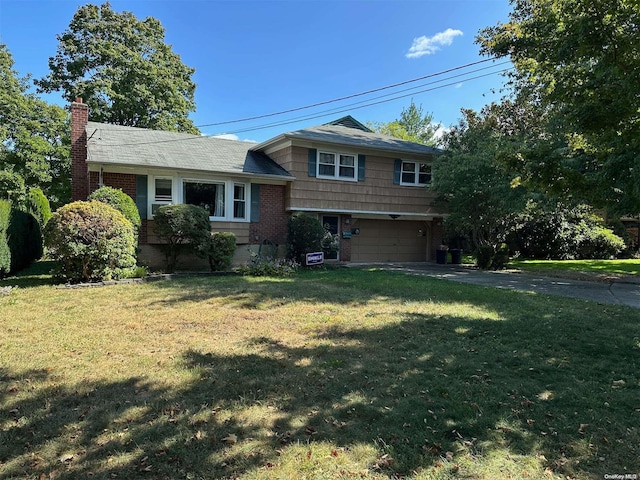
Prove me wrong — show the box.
[85,122,294,179]
[255,118,443,156]
[324,115,372,132]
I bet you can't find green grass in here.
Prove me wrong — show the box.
[1,265,639,479]
[511,259,640,277]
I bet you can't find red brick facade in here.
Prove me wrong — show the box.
[71,99,89,201]
[89,171,137,199]
[249,184,288,246]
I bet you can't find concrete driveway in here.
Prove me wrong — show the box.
[349,263,640,309]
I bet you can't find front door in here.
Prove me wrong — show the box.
[322,215,339,260]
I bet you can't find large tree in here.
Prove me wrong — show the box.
[477,0,640,214]
[36,2,199,134]
[432,103,530,254]
[0,44,70,208]
[368,101,440,146]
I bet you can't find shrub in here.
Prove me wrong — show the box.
[475,245,494,270]
[0,199,43,278]
[575,225,626,259]
[512,201,626,260]
[7,209,43,273]
[88,186,141,237]
[287,213,327,264]
[26,187,52,226]
[44,201,136,282]
[0,201,11,276]
[238,251,299,276]
[153,204,211,273]
[199,232,236,272]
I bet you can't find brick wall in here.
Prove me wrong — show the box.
[249,184,288,246]
[89,172,137,199]
[71,99,89,201]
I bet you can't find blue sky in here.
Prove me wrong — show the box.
[0,0,513,142]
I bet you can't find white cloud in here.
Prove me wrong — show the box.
[211,133,257,143]
[212,133,240,141]
[406,28,463,59]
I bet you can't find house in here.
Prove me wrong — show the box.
[71,98,447,268]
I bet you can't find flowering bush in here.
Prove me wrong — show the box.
[238,251,299,277]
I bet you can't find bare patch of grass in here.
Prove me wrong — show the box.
[1,269,639,479]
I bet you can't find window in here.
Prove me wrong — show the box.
[401,161,431,186]
[318,151,357,181]
[233,183,246,219]
[184,181,225,217]
[154,178,173,202]
[319,152,336,176]
[152,178,173,215]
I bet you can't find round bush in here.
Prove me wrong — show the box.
[88,186,141,234]
[44,201,136,282]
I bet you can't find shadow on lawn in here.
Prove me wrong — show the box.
[2,271,639,479]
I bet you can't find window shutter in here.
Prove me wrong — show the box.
[393,159,402,185]
[358,154,366,181]
[308,148,317,177]
[135,175,148,218]
[250,183,260,222]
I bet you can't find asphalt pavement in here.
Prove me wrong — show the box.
[349,263,640,309]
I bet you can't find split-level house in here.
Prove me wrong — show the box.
[71,99,447,268]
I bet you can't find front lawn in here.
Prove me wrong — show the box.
[1,267,638,479]
[511,259,640,277]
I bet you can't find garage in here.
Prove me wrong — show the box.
[350,219,430,262]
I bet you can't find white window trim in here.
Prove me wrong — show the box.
[317,150,358,182]
[400,160,432,187]
[150,176,175,217]
[180,178,251,222]
[148,175,251,222]
[233,182,247,220]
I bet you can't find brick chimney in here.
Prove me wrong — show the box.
[71,97,89,201]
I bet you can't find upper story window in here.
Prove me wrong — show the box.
[318,151,357,181]
[401,161,432,186]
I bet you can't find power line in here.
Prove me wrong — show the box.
[209,62,512,135]
[195,57,500,128]
[102,61,511,146]
[220,68,513,136]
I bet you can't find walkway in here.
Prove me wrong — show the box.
[349,263,640,309]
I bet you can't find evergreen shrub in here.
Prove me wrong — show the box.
[27,187,52,226]
[88,186,141,237]
[287,213,326,264]
[44,201,136,282]
[201,232,236,272]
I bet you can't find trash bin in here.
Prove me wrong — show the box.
[436,248,448,264]
[449,248,462,264]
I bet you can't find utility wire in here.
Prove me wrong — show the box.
[195,57,500,128]
[220,68,513,136]
[209,62,512,135]
[102,62,511,146]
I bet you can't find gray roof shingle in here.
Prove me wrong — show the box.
[284,124,443,156]
[85,122,293,179]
